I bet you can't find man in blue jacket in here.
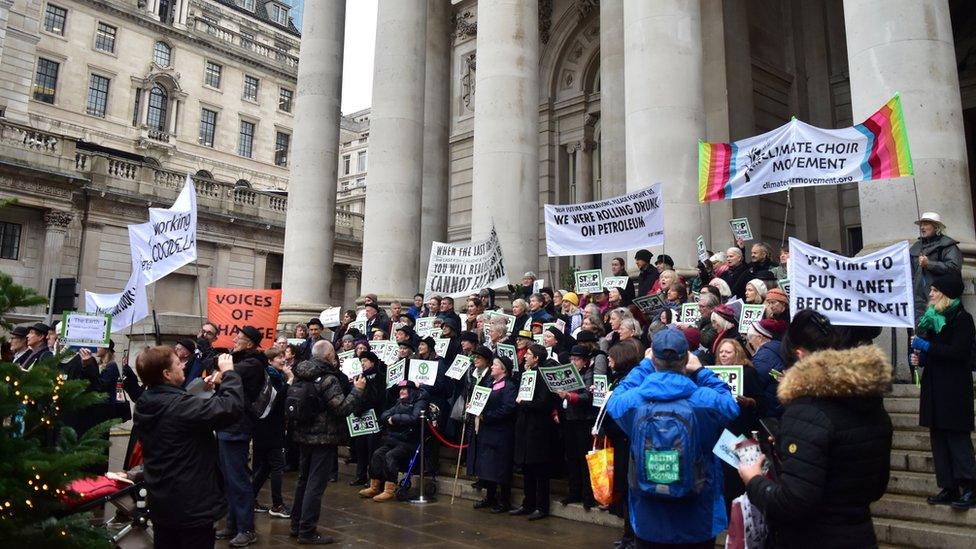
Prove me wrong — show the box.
[607,328,739,548]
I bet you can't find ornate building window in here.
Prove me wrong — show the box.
[199,108,217,147]
[274,131,290,166]
[205,61,222,88]
[94,22,116,53]
[86,74,110,117]
[0,221,21,260]
[278,87,293,113]
[147,84,168,131]
[33,58,59,104]
[243,75,259,101]
[153,41,172,67]
[44,4,67,35]
[238,120,255,157]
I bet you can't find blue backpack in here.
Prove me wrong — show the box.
[629,398,708,499]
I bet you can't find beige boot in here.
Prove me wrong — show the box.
[372,481,397,502]
[358,479,382,498]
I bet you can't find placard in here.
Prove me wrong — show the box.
[340,357,363,379]
[777,278,791,296]
[517,370,537,402]
[319,307,341,328]
[337,350,355,363]
[349,319,366,335]
[415,317,435,337]
[446,354,471,380]
[468,385,492,416]
[287,338,306,347]
[680,302,701,325]
[371,341,398,365]
[423,226,509,299]
[496,343,517,364]
[575,269,603,294]
[206,288,282,349]
[603,276,629,290]
[433,338,450,358]
[696,235,709,263]
[408,358,439,386]
[545,184,665,256]
[707,365,744,397]
[739,304,765,333]
[532,279,544,293]
[346,409,381,437]
[59,311,112,348]
[538,364,586,393]
[729,218,753,241]
[386,359,405,388]
[633,294,666,316]
[533,334,545,347]
[592,374,609,407]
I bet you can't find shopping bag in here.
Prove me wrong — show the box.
[586,436,615,507]
[725,493,768,549]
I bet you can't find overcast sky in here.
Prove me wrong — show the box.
[340,0,377,114]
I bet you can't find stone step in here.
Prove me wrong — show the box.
[873,517,976,548]
[890,448,936,474]
[893,430,976,451]
[872,493,976,528]
[887,384,921,398]
[883,397,919,414]
[888,412,923,431]
[887,470,939,498]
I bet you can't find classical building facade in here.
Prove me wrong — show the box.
[0,0,364,335]
[284,0,976,320]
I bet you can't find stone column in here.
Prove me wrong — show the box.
[845,0,975,249]
[623,0,705,268]
[343,267,361,310]
[279,0,345,326]
[419,0,451,283]
[38,209,73,292]
[599,0,626,197]
[253,249,268,288]
[571,138,596,270]
[360,0,428,301]
[471,0,540,278]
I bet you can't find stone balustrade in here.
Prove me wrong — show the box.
[192,16,299,72]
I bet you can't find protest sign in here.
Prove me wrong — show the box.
[699,94,913,202]
[468,385,492,416]
[371,341,398,365]
[517,370,537,402]
[533,334,545,347]
[789,237,914,327]
[340,357,363,379]
[434,338,450,358]
[708,365,744,397]
[696,235,709,263]
[446,354,471,380]
[386,359,405,388]
[555,318,566,333]
[128,176,197,283]
[60,311,111,347]
[349,319,366,335]
[538,364,586,393]
[338,350,355,363]
[778,278,791,296]
[287,338,305,347]
[533,279,544,293]
[415,317,435,337]
[85,266,149,333]
[429,329,443,339]
[725,298,744,321]
[496,343,517,364]
[545,184,665,256]
[408,359,439,386]
[729,218,753,241]
[575,269,603,294]
[206,288,282,349]
[739,304,765,333]
[592,374,609,408]
[680,302,701,325]
[633,294,666,317]
[603,276,629,290]
[319,307,341,328]
[346,410,381,437]
[423,227,509,299]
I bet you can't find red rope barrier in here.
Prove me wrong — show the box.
[427,421,468,449]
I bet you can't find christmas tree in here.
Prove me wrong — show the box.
[0,271,115,547]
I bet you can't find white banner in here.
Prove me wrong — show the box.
[84,266,149,332]
[423,227,509,299]
[544,184,664,256]
[789,237,914,328]
[129,176,197,283]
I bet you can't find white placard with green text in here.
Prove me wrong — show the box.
[468,385,492,416]
[575,269,603,294]
[707,365,744,397]
[60,311,112,348]
[346,409,381,437]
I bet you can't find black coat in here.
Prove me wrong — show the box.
[253,370,287,449]
[514,368,558,465]
[379,388,427,445]
[218,349,269,436]
[467,377,517,483]
[290,358,363,446]
[722,261,752,300]
[747,346,892,549]
[919,305,975,431]
[133,371,244,527]
[636,265,659,297]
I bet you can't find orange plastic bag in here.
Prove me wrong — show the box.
[586,436,615,507]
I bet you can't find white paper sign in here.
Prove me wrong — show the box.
[739,304,765,333]
[538,364,586,393]
[680,302,701,325]
[446,354,471,380]
[468,385,492,416]
[60,311,111,347]
[707,365,744,397]
[575,269,603,294]
[415,317,435,337]
[408,359,439,386]
[386,359,405,388]
[349,319,366,335]
[592,374,609,407]
[128,176,197,283]
[423,227,509,299]
[319,307,341,328]
[545,184,665,256]
[696,235,709,263]
[533,279,544,293]
[496,343,517,364]
[712,429,747,468]
[346,409,381,437]
[729,218,753,241]
[603,276,629,290]
[789,237,914,328]
[84,266,149,333]
[517,370,537,402]
[340,357,363,378]
[434,338,450,358]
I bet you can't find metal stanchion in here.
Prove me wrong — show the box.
[410,409,431,505]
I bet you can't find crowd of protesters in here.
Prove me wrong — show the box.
[5,210,974,548]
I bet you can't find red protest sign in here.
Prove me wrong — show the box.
[207,288,282,349]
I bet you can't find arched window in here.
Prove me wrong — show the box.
[195,169,214,180]
[153,41,172,67]
[147,84,168,131]
[234,179,251,189]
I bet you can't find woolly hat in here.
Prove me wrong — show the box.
[459,331,479,344]
[712,304,737,324]
[765,287,788,304]
[359,350,381,365]
[708,278,732,298]
[562,292,580,306]
[751,318,788,339]
[679,326,701,350]
[746,279,768,301]
[933,272,965,300]
[635,249,652,262]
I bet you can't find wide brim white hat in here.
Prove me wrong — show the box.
[915,211,945,228]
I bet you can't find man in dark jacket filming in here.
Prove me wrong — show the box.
[358,380,428,502]
[134,345,243,549]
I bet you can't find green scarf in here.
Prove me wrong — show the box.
[917,298,961,334]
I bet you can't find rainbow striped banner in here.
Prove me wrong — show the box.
[698,94,913,203]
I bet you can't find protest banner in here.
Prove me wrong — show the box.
[699,94,913,203]
[340,357,363,379]
[128,176,197,283]
[423,227,509,299]
[496,343,517,365]
[415,317,435,337]
[517,370,537,402]
[680,302,701,325]
[603,276,629,290]
[319,307,341,328]
[575,269,603,294]
[789,237,914,327]
[207,288,281,349]
[434,338,450,358]
[387,359,405,388]
[346,410,381,437]
[545,184,664,256]
[739,304,765,333]
[59,311,112,347]
[708,365,744,397]
[468,385,492,416]
[696,235,709,264]
[85,266,148,333]
[729,218,753,241]
[592,374,609,408]
[446,354,471,380]
[408,359,439,386]
[538,364,586,393]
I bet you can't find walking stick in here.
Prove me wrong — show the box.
[451,411,469,505]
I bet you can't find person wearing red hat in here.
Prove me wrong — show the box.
[763,287,790,321]
[709,304,739,358]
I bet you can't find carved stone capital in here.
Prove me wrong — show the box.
[567,139,596,153]
[43,209,74,229]
[345,266,362,280]
[453,10,476,40]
